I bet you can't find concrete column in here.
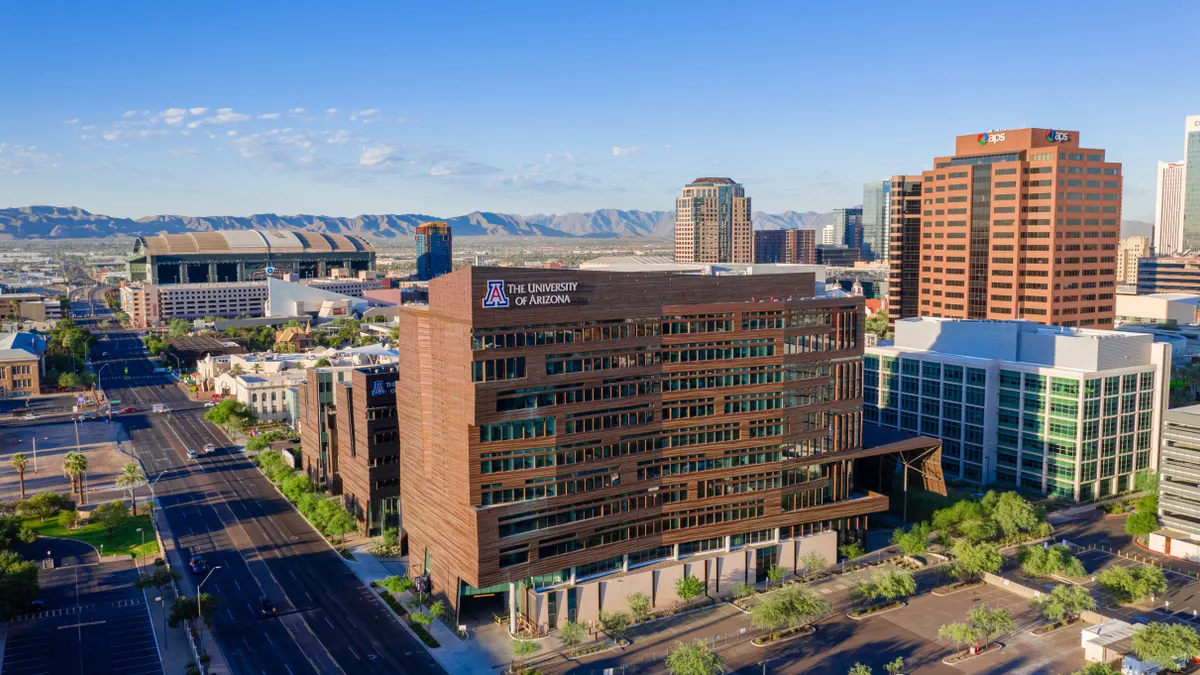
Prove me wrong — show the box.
[237,262,246,282]
[672,544,680,560]
[509,582,517,634]
[208,262,218,283]
[179,263,187,284]
[569,567,576,584]
[622,554,629,573]
[724,535,732,551]
[773,527,781,542]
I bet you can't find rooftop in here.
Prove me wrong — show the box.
[687,177,738,185]
[133,230,374,257]
[0,348,38,361]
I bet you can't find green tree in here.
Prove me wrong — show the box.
[988,491,1039,538]
[19,492,72,523]
[751,583,830,631]
[865,309,893,341]
[10,453,28,500]
[314,358,332,367]
[732,582,755,600]
[1135,470,1161,495]
[57,372,81,389]
[938,604,1013,655]
[1097,565,1168,605]
[168,594,220,628]
[800,550,828,574]
[556,619,587,647]
[92,500,130,535]
[750,590,793,632]
[324,506,357,544]
[951,540,1002,582]
[599,610,630,635]
[884,657,905,675]
[0,550,39,620]
[511,639,542,674]
[280,473,315,504]
[428,599,446,623]
[135,566,181,591]
[1071,664,1120,675]
[63,451,88,504]
[852,570,917,606]
[1132,622,1200,672]
[115,463,145,516]
[1127,510,1160,538]
[665,640,723,675]
[891,521,931,557]
[1029,584,1096,624]
[848,665,872,675]
[168,319,191,338]
[840,541,866,561]
[1018,544,1087,578]
[675,574,705,606]
[203,398,256,432]
[627,591,651,623]
[0,516,36,550]
[766,564,785,589]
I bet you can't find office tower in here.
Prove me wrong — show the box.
[831,208,864,250]
[1151,405,1200,557]
[887,175,923,327]
[415,221,453,281]
[396,266,940,627]
[917,128,1121,328]
[1156,161,1186,255]
[1183,116,1200,252]
[822,224,836,245]
[753,229,816,264]
[673,177,753,263]
[816,245,860,266]
[1137,256,1200,294]
[865,318,1169,499]
[862,182,891,262]
[1117,236,1151,285]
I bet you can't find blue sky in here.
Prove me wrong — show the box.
[1,1,1197,220]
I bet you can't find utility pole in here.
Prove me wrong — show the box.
[32,437,38,473]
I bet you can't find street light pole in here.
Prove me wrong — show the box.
[197,566,222,623]
[155,596,166,650]
[32,437,38,473]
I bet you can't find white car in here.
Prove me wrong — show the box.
[21,413,38,420]
[204,401,218,408]
[186,449,197,460]
[203,443,216,454]
[101,351,108,357]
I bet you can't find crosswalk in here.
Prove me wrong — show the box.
[11,598,145,623]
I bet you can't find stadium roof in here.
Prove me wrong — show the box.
[134,230,374,256]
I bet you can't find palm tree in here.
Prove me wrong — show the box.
[251,363,263,374]
[116,463,146,515]
[10,453,28,500]
[63,451,89,506]
[230,363,244,377]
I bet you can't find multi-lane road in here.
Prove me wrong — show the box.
[75,289,443,675]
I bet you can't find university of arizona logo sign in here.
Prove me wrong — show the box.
[482,280,509,308]
[371,381,387,397]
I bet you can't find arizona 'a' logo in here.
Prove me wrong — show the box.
[482,280,509,308]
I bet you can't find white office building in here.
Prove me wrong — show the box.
[864,318,1171,501]
[1156,160,1186,255]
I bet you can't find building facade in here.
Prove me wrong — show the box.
[1149,404,1200,560]
[865,318,1169,500]
[214,370,308,426]
[831,208,864,251]
[415,221,453,281]
[1183,116,1200,253]
[753,229,816,265]
[0,349,39,398]
[862,182,891,262]
[673,178,753,264]
[333,365,401,536]
[887,175,924,328]
[1137,257,1200,294]
[120,282,268,328]
[916,128,1121,329]
[1156,160,1186,255]
[397,266,941,630]
[1117,236,1151,286]
[127,230,375,284]
[816,246,860,266]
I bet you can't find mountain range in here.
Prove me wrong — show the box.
[0,206,1154,241]
[0,206,836,240]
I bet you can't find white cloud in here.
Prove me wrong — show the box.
[187,121,203,129]
[360,144,400,166]
[327,130,353,145]
[227,130,238,136]
[161,108,189,118]
[210,111,251,124]
[169,147,200,158]
[664,145,671,152]
[612,145,640,156]
[63,119,80,125]
[258,113,281,120]
[289,107,306,114]
[325,108,339,117]
[189,107,208,116]
[103,132,119,141]
[217,107,234,114]
[357,108,380,116]
[122,110,140,118]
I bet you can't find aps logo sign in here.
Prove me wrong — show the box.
[1045,129,1071,143]
[978,132,1005,146]
[482,280,509,308]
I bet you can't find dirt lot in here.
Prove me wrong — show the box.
[0,420,131,500]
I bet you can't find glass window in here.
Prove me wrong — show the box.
[1050,378,1079,397]
[999,370,1022,389]
[964,406,985,426]
[1024,373,1045,393]
[999,390,1021,410]
[923,362,941,379]
[943,365,963,382]
[1085,379,1101,399]
[967,368,987,386]
[965,387,985,406]
[901,359,921,376]
[943,384,962,402]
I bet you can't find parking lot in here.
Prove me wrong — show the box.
[0,556,163,675]
[0,419,132,499]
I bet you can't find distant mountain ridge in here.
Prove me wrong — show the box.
[0,206,836,240]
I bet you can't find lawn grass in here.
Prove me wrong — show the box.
[22,512,159,558]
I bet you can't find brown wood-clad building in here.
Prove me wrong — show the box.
[398,266,940,628]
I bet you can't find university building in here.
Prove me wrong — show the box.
[397,267,942,631]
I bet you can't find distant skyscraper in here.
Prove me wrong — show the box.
[415,221,452,280]
[887,174,923,328]
[861,182,891,262]
[753,228,816,264]
[1117,236,1151,285]
[1182,116,1200,252]
[821,224,836,245]
[1156,161,1186,255]
[673,177,752,263]
[831,208,863,250]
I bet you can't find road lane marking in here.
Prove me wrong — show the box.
[58,620,106,630]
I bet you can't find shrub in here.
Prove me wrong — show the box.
[558,620,587,647]
[627,591,651,623]
[732,582,755,600]
[1019,544,1087,578]
[599,610,630,635]
[382,528,399,547]
[675,575,705,604]
[839,541,866,561]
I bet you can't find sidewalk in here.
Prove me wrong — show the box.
[343,544,501,675]
[151,498,233,675]
[137,556,199,675]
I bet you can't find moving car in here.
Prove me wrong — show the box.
[101,351,108,357]
[120,407,136,414]
[204,401,218,408]
[203,443,216,454]
[186,448,197,459]
[189,555,207,574]
[152,404,171,414]
[21,413,39,420]
[76,413,97,422]
[257,597,276,619]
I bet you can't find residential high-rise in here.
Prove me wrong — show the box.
[862,182,891,262]
[917,128,1121,329]
[831,208,863,250]
[396,266,941,628]
[1182,116,1200,252]
[887,175,923,327]
[1117,236,1151,286]
[673,177,753,263]
[1155,161,1186,255]
[822,224,836,245]
[753,229,816,264]
[415,221,453,281]
[865,318,1170,499]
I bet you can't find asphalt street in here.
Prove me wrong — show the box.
[74,292,443,675]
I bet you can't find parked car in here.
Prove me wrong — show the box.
[203,443,216,454]
[120,407,136,414]
[204,401,218,408]
[76,413,97,422]
[24,600,45,613]
[188,556,207,574]
[186,449,197,460]
[257,597,276,619]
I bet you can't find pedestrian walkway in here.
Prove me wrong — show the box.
[344,544,501,674]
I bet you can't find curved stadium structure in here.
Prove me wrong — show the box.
[126,230,376,284]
